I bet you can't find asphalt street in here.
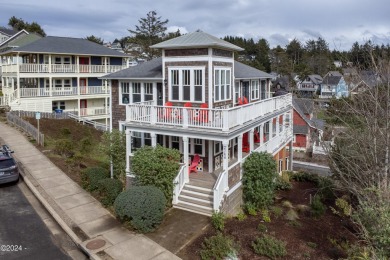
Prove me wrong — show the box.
[0,180,70,260]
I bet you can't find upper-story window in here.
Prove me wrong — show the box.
[120,81,154,104]
[144,83,153,101]
[169,67,204,102]
[44,55,71,65]
[251,80,259,100]
[214,68,231,102]
[121,82,130,104]
[132,83,141,103]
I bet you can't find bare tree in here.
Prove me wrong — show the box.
[327,51,390,258]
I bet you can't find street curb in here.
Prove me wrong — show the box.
[18,166,101,260]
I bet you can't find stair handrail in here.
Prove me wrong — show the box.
[213,170,228,212]
[172,164,186,204]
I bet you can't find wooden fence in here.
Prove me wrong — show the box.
[6,112,45,146]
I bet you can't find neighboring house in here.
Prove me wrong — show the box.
[103,31,293,216]
[0,27,17,44]
[292,98,323,152]
[272,76,290,96]
[350,70,379,96]
[0,36,130,125]
[320,71,349,99]
[296,74,323,98]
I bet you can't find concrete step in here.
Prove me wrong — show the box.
[178,194,213,208]
[174,201,213,216]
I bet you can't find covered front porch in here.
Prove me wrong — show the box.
[124,108,293,215]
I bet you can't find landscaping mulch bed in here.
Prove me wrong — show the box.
[178,181,358,260]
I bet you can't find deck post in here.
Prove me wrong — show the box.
[125,129,131,174]
[183,136,189,183]
[222,140,229,171]
[151,132,157,147]
[260,123,264,146]
[289,141,293,170]
[249,129,254,152]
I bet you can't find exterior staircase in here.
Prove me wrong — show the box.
[173,178,214,216]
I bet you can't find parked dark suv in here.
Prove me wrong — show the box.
[0,145,19,184]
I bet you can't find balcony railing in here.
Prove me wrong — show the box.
[126,94,292,132]
[1,64,126,74]
[79,107,108,117]
[20,86,108,97]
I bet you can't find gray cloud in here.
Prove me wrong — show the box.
[1,0,390,50]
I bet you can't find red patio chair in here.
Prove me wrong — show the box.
[189,154,200,173]
[242,132,250,152]
[197,103,209,122]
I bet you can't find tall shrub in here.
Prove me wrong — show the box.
[131,145,181,206]
[242,152,277,210]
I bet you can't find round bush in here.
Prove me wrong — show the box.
[114,186,166,233]
[81,167,109,191]
[97,178,123,206]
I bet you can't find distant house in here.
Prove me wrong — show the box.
[320,71,348,98]
[296,74,323,98]
[350,70,379,96]
[0,36,129,125]
[0,27,17,44]
[292,98,323,152]
[271,76,290,96]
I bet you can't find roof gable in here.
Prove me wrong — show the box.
[0,27,17,37]
[151,31,243,51]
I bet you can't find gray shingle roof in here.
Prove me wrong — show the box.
[151,31,244,51]
[0,34,41,53]
[0,27,17,36]
[5,36,130,57]
[102,57,162,79]
[293,125,309,134]
[103,57,271,80]
[234,61,273,79]
[294,98,314,114]
[323,75,341,85]
[308,74,323,84]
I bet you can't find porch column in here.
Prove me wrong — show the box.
[151,133,157,147]
[183,136,189,183]
[289,141,293,170]
[77,77,80,96]
[238,135,243,162]
[77,98,80,116]
[281,113,285,132]
[269,119,273,139]
[16,54,20,99]
[125,129,131,175]
[249,129,254,152]
[222,140,229,171]
[76,56,79,73]
[49,76,53,97]
[208,140,213,173]
[260,123,264,145]
[276,116,280,134]
[48,54,52,73]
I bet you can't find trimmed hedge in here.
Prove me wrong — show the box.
[97,178,123,206]
[114,186,166,233]
[81,167,109,191]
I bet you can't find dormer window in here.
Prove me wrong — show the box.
[169,67,205,102]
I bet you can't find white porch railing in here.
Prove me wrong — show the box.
[79,107,108,116]
[173,164,187,204]
[255,127,293,154]
[19,86,108,97]
[2,64,127,74]
[126,94,292,132]
[213,170,229,211]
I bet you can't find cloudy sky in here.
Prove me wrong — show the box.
[2,0,389,50]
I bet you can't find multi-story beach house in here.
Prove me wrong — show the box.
[104,31,293,215]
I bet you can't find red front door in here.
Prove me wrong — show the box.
[80,78,87,94]
[79,57,90,72]
[80,99,87,116]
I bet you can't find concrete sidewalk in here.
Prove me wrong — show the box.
[0,122,180,260]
